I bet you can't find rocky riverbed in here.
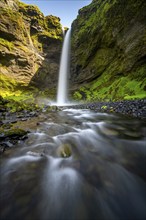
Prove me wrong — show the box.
[0,95,40,154]
[0,102,146,220]
[0,98,146,155]
[66,99,146,119]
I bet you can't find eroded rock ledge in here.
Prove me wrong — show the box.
[0,0,63,96]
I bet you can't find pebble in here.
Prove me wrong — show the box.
[66,99,146,119]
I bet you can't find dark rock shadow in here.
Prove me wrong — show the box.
[28,35,62,97]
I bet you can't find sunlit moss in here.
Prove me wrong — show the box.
[0,128,28,137]
[72,67,146,101]
[73,91,82,100]
[19,1,44,18]
[0,73,18,91]
[1,7,24,30]
[101,105,107,110]
[0,38,14,51]
[31,35,43,52]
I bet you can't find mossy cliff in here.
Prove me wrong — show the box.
[70,0,146,101]
[0,0,62,100]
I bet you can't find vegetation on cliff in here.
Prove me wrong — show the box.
[0,0,63,105]
[1,0,146,106]
[71,0,146,101]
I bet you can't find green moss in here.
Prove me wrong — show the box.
[124,94,146,100]
[73,91,82,100]
[31,35,43,52]
[19,1,43,18]
[0,128,28,138]
[0,7,25,42]
[6,99,38,113]
[0,87,43,113]
[58,144,72,158]
[0,73,41,111]
[0,38,14,51]
[16,43,33,53]
[18,2,62,40]
[72,65,146,102]
[45,15,61,29]
[18,1,27,8]
[0,1,62,105]
[101,105,107,110]
[41,30,56,39]
[0,73,18,92]
[71,0,146,102]
[1,7,24,28]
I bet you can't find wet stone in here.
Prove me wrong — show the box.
[0,105,146,220]
[57,143,72,158]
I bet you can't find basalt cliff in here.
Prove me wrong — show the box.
[70,0,146,101]
[0,0,62,99]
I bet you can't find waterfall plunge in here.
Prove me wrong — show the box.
[57,29,71,105]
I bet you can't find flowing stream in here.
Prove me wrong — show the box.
[0,109,146,220]
[57,29,71,105]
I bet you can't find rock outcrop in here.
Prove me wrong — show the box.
[70,0,146,101]
[0,0,62,97]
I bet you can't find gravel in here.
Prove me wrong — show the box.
[65,99,146,120]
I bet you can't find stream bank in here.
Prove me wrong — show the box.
[0,98,146,155]
[66,99,146,119]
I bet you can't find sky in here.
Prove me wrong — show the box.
[21,0,92,27]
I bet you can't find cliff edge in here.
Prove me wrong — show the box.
[0,0,62,99]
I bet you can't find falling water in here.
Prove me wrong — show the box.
[57,29,71,105]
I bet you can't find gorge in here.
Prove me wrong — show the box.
[0,0,146,220]
[0,0,146,103]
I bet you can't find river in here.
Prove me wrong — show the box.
[0,108,146,220]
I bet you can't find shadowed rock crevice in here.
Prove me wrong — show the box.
[28,35,62,93]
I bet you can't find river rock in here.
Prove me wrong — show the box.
[57,143,72,158]
[0,127,29,154]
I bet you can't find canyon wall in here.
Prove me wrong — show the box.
[0,0,62,97]
[70,0,146,101]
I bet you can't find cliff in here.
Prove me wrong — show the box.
[70,0,146,101]
[0,0,62,99]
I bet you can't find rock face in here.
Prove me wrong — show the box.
[70,0,146,101]
[0,0,62,96]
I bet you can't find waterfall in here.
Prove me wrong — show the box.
[57,29,71,105]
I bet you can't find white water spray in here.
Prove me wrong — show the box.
[57,29,71,105]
